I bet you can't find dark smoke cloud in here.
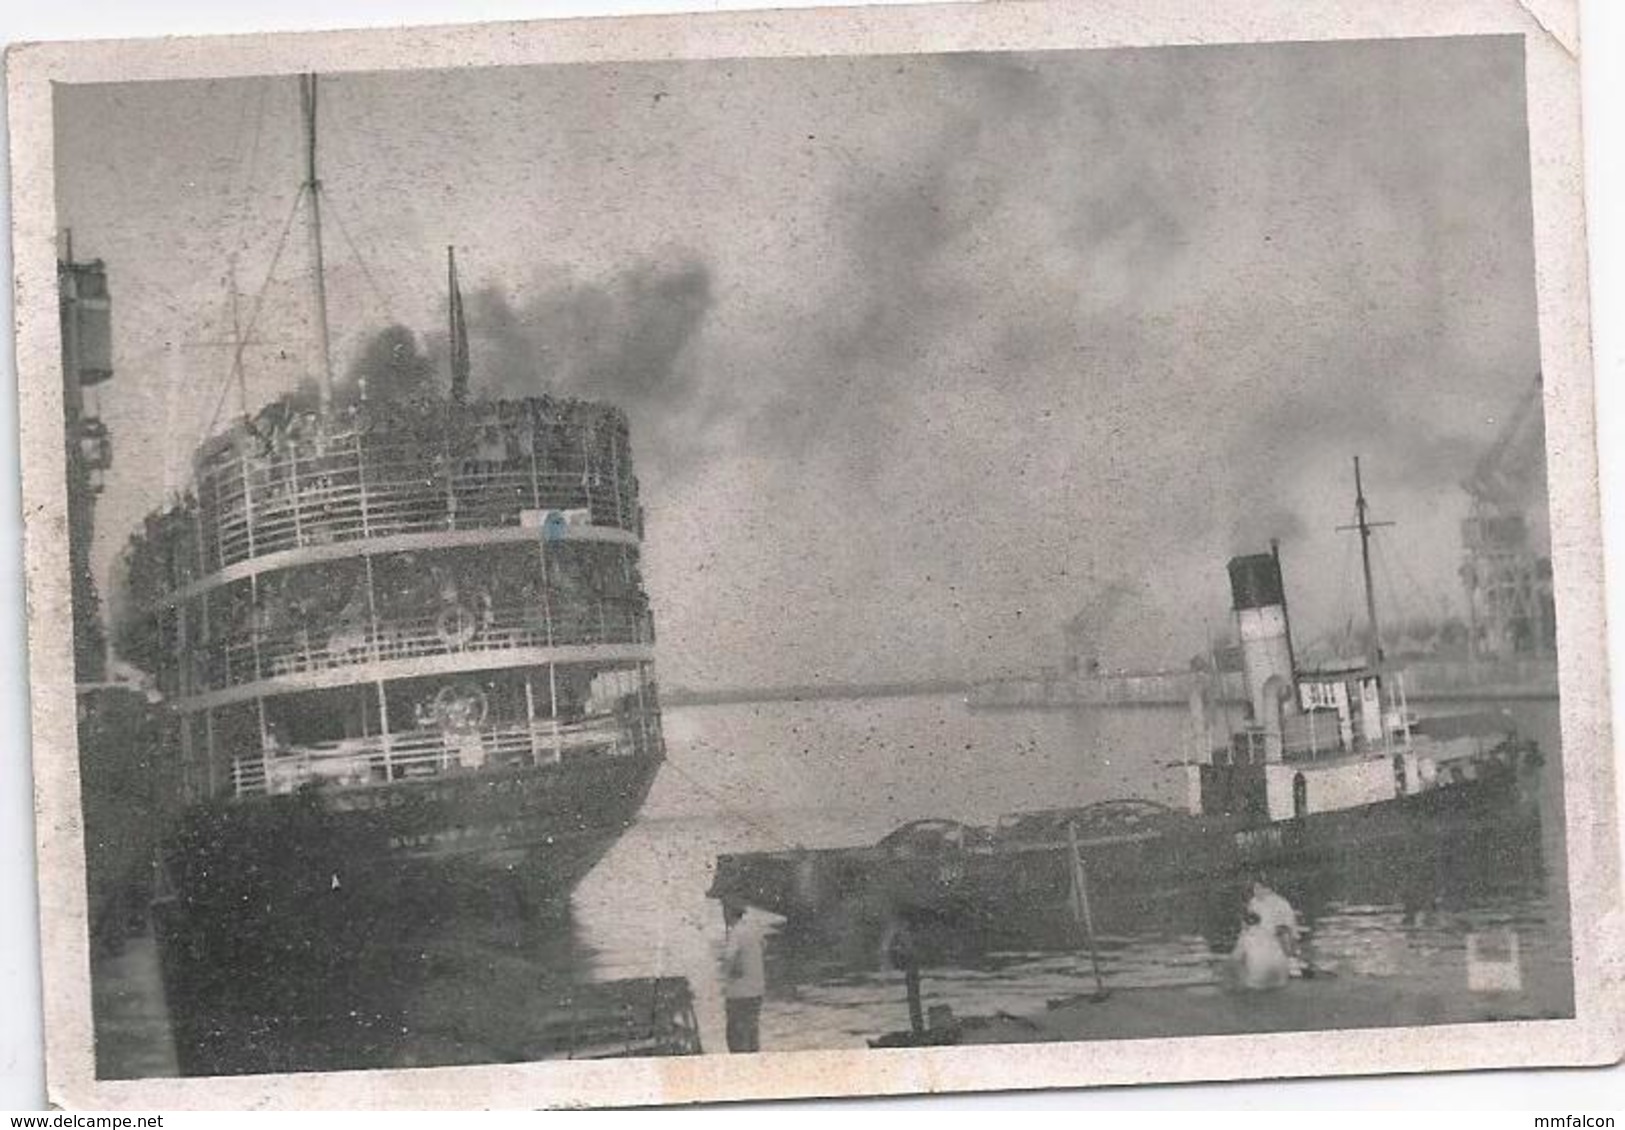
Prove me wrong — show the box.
[461,253,717,477]
[736,106,978,464]
[1216,391,1482,557]
[743,52,1191,476]
[342,324,439,404]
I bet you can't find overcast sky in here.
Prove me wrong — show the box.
[55,35,1545,689]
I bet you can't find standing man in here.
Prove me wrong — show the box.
[885,918,926,1036]
[720,899,765,1053]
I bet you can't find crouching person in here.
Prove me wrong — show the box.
[1228,909,1292,991]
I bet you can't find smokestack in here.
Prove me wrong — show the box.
[1227,550,1297,746]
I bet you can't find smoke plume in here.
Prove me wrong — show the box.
[465,252,717,477]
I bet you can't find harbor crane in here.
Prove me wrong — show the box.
[1459,375,1554,661]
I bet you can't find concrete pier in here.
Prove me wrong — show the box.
[91,932,179,1079]
[935,963,1572,1047]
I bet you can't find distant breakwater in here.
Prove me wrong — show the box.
[663,679,970,708]
[965,657,1558,710]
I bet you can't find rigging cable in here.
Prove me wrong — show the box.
[656,751,806,853]
[232,260,252,421]
[231,79,271,261]
[325,197,398,327]
[159,81,273,488]
[199,184,309,448]
[312,101,400,332]
[185,79,281,461]
[219,79,274,426]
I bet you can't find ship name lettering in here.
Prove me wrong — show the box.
[387,820,525,850]
[1234,825,1284,855]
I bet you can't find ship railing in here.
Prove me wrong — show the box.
[230,714,639,798]
[1220,718,1400,765]
[193,599,651,692]
[195,438,637,572]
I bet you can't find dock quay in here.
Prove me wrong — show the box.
[91,922,703,1077]
[91,930,180,1079]
[873,961,1573,1050]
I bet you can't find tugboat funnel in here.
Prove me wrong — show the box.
[1228,548,1297,736]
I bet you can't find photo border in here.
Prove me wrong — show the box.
[7,0,1619,1108]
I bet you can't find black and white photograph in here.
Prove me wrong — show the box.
[7,0,1621,1109]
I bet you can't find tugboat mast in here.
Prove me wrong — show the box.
[1339,455,1394,666]
[299,72,337,412]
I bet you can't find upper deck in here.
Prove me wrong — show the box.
[120,395,667,799]
[136,396,642,599]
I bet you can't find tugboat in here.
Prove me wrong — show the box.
[113,76,671,1073]
[709,459,1544,945]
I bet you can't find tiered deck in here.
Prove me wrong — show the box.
[122,396,663,801]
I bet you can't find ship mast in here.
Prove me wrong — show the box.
[299,73,337,412]
[1338,455,1394,666]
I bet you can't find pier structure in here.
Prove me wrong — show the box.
[964,654,1555,711]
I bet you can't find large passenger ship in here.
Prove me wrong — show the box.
[112,76,670,1073]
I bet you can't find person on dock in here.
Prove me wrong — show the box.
[885,919,926,1037]
[1228,909,1292,991]
[1247,876,1302,960]
[720,899,765,1053]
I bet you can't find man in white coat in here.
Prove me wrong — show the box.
[720,900,765,1053]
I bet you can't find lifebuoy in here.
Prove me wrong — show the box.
[431,683,489,731]
[436,604,478,648]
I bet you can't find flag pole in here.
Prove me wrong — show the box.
[448,245,470,405]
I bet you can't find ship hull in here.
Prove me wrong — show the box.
[151,753,662,1076]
